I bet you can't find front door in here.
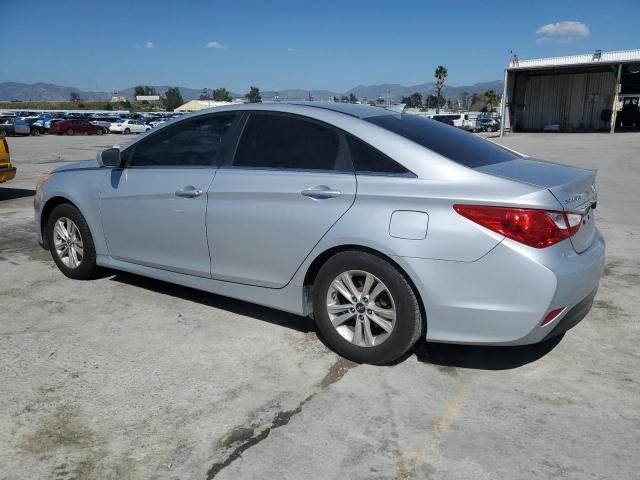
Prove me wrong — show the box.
[100,113,239,277]
[207,112,356,288]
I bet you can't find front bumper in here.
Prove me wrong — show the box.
[397,230,605,345]
[0,166,16,183]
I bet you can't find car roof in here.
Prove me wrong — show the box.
[285,102,391,119]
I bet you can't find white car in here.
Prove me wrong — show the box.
[109,119,150,134]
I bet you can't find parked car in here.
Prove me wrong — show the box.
[109,119,150,134]
[49,119,106,136]
[476,117,500,132]
[0,118,31,137]
[431,113,474,130]
[431,115,454,126]
[0,136,16,183]
[21,116,45,135]
[90,116,120,131]
[34,103,604,365]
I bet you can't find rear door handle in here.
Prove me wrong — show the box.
[301,185,341,199]
[175,186,204,198]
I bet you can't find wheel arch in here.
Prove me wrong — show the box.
[302,244,427,331]
[40,196,82,249]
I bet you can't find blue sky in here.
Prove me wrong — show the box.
[1,0,639,93]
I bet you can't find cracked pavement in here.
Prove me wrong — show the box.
[1,133,639,479]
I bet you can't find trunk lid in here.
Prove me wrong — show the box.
[477,158,597,253]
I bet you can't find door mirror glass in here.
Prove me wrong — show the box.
[97,148,121,168]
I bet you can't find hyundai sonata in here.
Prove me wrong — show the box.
[34,103,604,364]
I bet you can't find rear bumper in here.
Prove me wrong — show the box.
[0,166,16,183]
[397,230,605,345]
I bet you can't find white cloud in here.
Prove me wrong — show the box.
[144,41,155,49]
[207,41,225,49]
[287,47,296,53]
[536,21,589,42]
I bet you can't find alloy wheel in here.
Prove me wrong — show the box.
[53,217,84,269]
[325,270,396,347]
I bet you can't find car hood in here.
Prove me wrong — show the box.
[53,159,101,173]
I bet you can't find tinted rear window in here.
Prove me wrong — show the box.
[365,114,517,168]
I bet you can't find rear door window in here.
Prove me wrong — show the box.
[233,113,350,172]
[365,114,517,168]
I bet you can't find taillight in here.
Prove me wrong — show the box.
[453,205,582,248]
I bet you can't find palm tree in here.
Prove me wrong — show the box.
[434,65,448,113]
[484,89,498,112]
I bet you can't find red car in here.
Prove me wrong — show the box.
[49,119,106,136]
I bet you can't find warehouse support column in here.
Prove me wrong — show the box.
[610,63,622,134]
[500,68,508,137]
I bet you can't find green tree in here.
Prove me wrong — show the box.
[484,89,498,112]
[245,86,262,103]
[164,87,184,111]
[401,92,423,109]
[212,88,232,102]
[199,88,211,100]
[425,94,438,109]
[341,95,350,103]
[348,93,358,103]
[434,65,448,113]
[134,85,157,97]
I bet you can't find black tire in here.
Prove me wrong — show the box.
[124,128,131,134]
[96,128,104,135]
[46,203,99,280]
[0,130,7,138]
[31,127,41,136]
[66,128,74,136]
[313,251,423,365]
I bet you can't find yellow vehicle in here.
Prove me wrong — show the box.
[0,137,16,183]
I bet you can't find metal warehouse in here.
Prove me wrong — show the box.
[500,49,640,135]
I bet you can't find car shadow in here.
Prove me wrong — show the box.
[410,335,564,370]
[108,272,315,333]
[109,271,563,368]
[0,187,35,201]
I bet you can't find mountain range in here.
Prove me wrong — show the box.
[0,81,503,103]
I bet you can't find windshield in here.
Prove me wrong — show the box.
[365,114,517,168]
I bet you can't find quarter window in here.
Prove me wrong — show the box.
[233,114,348,171]
[127,114,237,167]
[346,134,412,176]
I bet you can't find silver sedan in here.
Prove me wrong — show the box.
[34,103,605,364]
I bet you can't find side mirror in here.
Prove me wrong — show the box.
[97,148,121,168]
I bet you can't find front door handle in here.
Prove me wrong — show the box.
[301,185,341,199]
[175,186,204,198]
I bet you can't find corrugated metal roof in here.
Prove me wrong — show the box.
[510,49,640,70]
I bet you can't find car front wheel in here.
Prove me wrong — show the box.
[313,251,423,365]
[46,203,99,280]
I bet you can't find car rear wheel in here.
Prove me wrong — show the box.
[124,128,131,134]
[0,130,6,138]
[313,251,423,365]
[66,128,74,136]
[96,128,104,135]
[46,204,99,280]
[31,127,41,136]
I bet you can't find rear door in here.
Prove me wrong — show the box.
[100,113,239,276]
[207,112,356,288]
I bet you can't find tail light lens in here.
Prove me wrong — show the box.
[453,205,582,248]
